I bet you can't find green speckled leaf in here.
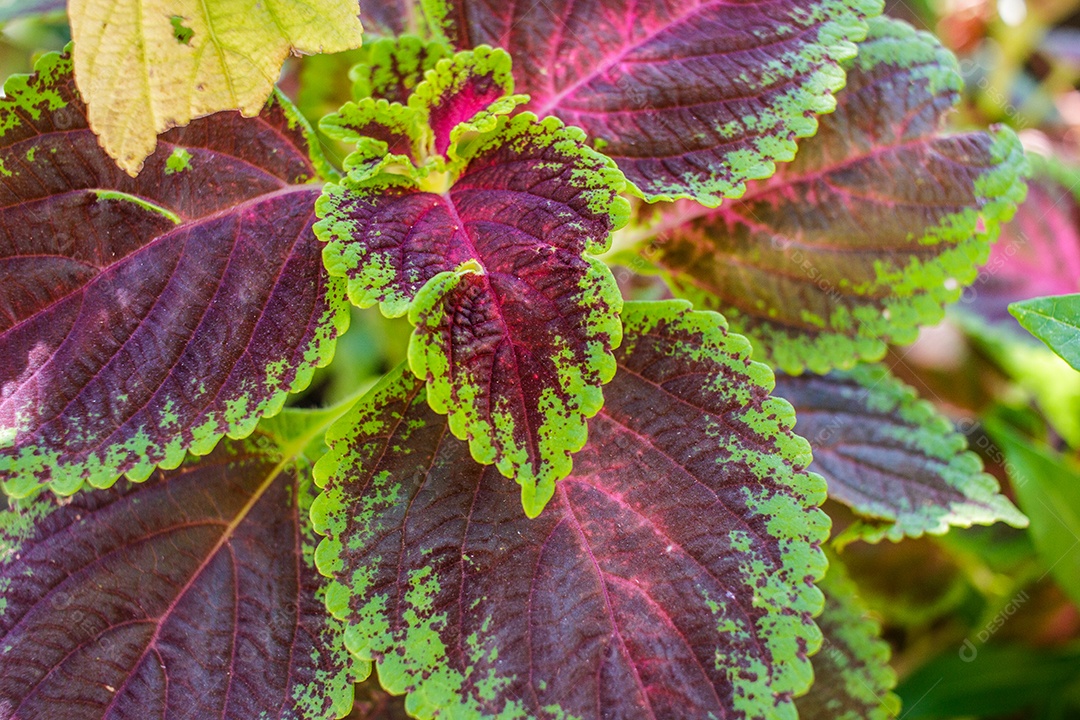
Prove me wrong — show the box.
[642,17,1027,373]
[350,35,451,105]
[322,44,524,173]
[0,406,363,718]
[0,50,348,498]
[798,557,900,720]
[312,299,830,719]
[774,364,1026,542]
[317,81,628,515]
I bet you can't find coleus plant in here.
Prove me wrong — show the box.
[0,1,1031,718]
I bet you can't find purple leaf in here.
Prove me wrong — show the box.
[0,410,361,719]
[312,300,829,720]
[642,17,1027,373]
[773,364,1026,543]
[967,162,1080,324]
[0,50,349,497]
[317,110,628,516]
[434,0,880,204]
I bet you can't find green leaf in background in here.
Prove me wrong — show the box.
[1010,294,1080,371]
[958,312,1080,447]
[798,557,900,720]
[896,645,1080,719]
[987,419,1080,610]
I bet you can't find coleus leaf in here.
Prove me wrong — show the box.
[797,556,899,720]
[0,51,348,498]
[323,44,526,171]
[1010,294,1080,371]
[773,364,1026,542]
[642,17,1027,374]
[317,49,628,515]
[312,300,829,720]
[0,406,362,718]
[967,162,1080,324]
[431,0,881,205]
[68,0,363,175]
[958,314,1080,449]
[350,35,451,105]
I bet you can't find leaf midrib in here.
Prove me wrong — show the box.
[438,190,543,472]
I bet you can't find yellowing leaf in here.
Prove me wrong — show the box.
[69,0,363,175]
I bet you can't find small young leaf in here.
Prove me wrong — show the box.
[350,35,451,105]
[1009,294,1080,371]
[773,365,1027,542]
[67,0,363,175]
[325,44,524,171]
[643,17,1027,373]
[321,97,424,169]
[797,558,900,720]
[0,408,361,718]
[408,45,526,157]
[432,0,880,205]
[317,106,628,515]
[312,300,829,720]
[959,314,1080,448]
[0,51,349,497]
